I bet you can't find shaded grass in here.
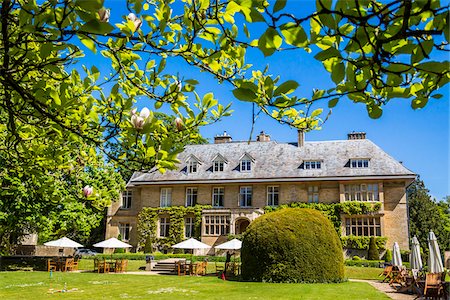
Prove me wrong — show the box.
[0,271,389,300]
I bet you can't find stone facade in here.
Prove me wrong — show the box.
[106,132,415,254]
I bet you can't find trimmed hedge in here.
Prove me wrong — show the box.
[82,253,231,262]
[367,237,380,260]
[241,208,345,283]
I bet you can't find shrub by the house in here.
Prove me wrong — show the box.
[241,208,344,283]
[367,237,380,260]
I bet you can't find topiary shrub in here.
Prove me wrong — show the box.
[352,256,361,261]
[367,237,380,260]
[241,208,344,283]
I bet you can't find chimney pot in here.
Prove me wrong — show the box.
[256,131,271,142]
[347,131,366,140]
[214,131,232,144]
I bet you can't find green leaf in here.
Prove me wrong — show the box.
[411,97,428,109]
[280,23,308,48]
[328,98,339,108]
[258,28,283,57]
[232,88,257,102]
[79,35,96,53]
[367,104,383,119]
[273,0,287,13]
[75,0,103,11]
[431,94,443,99]
[316,0,332,10]
[274,80,299,96]
[331,62,345,84]
[50,90,61,106]
[314,47,341,61]
[80,20,114,35]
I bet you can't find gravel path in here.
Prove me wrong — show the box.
[350,279,417,300]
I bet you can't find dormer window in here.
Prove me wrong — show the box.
[212,153,228,172]
[185,154,202,173]
[303,161,322,169]
[241,159,251,171]
[188,160,198,173]
[239,153,254,172]
[350,159,369,168]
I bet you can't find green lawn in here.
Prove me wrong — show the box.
[0,271,389,300]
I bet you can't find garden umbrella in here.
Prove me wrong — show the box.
[410,236,423,270]
[392,242,402,268]
[172,238,210,261]
[215,238,242,264]
[93,237,132,254]
[214,239,242,250]
[427,231,444,273]
[44,237,83,248]
[44,237,83,256]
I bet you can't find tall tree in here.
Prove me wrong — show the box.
[408,178,450,252]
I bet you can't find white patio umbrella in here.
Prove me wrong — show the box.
[172,238,211,250]
[44,237,83,248]
[427,231,444,273]
[392,242,403,268]
[410,236,423,270]
[93,237,132,254]
[214,239,242,250]
[172,238,210,260]
[44,237,83,256]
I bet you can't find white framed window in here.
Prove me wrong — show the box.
[160,188,172,207]
[204,215,230,236]
[121,190,132,209]
[188,160,198,173]
[185,187,198,207]
[267,186,279,206]
[240,159,251,172]
[212,187,224,207]
[345,217,381,236]
[344,184,379,201]
[350,159,369,168]
[304,161,322,169]
[213,161,224,172]
[159,217,170,237]
[239,186,252,207]
[308,186,319,203]
[185,217,194,238]
[119,223,131,241]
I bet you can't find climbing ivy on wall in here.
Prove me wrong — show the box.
[137,205,211,252]
[264,201,385,250]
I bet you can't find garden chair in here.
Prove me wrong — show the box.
[47,259,57,272]
[97,259,110,273]
[379,265,394,283]
[72,257,79,271]
[176,260,186,276]
[423,273,443,299]
[63,258,74,272]
[389,267,407,287]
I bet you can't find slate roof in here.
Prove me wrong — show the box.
[128,139,415,186]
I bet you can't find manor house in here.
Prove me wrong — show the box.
[105,131,415,252]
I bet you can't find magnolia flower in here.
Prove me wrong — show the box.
[131,108,137,116]
[175,117,183,131]
[83,185,93,197]
[127,12,142,31]
[98,8,110,22]
[131,107,150,130]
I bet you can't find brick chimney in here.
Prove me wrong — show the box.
[298,130,304,147]
[256,131,271,142]
[214,131,232,144]
[347,131,366,140]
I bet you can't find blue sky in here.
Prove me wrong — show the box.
[90,1,449,200]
